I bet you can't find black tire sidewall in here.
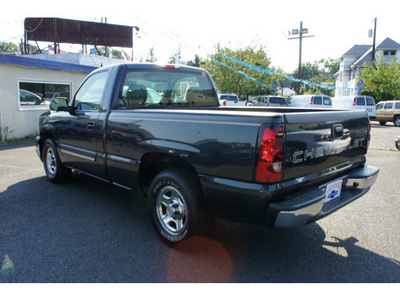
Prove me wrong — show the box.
[149,169,201,245]
[394,116,400,127]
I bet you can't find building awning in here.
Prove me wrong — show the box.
[0,53,97,74]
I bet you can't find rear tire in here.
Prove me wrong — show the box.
[42,139,71,183]
[393,116,400,127]
[148,168,206,245]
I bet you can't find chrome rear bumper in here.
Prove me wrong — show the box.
[268,166,379,228]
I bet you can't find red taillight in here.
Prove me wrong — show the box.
[255,125,284,183]
[310,98,314,105]
[223,100,226,106]
[245,101,248,106]
[353,99,356,106]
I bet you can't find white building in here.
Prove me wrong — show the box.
[335,37,400,97]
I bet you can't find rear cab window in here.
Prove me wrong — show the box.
[269,97,287,105]
[116,68,219,109]
[226,95,239,101]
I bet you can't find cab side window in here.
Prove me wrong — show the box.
[74,72,108,111]
[395,102,400,109]
[384,103,393,109]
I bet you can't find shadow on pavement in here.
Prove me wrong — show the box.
[1,173,400,283]
[0,139,36,152]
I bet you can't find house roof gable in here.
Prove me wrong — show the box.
[376,37,400,50]
[351,38,400,67]
[341,45,371,58]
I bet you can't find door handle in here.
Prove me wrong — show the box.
[87,121,96,130]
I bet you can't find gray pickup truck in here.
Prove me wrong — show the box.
[36,63,379,245]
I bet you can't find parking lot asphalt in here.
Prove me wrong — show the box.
[0,122,400,283]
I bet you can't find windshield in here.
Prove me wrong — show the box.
[117,69,218,108]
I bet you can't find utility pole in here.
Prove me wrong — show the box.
[371,17,377,63]
[104,17,108,58]
[287,21,314,94]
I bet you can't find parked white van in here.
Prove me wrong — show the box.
[332,96,376,118]
[289,95,333,108]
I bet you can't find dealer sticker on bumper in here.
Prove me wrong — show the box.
[325,180,343,203]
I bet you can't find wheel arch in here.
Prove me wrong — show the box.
[38,131,55,161]
[139,152,201,196]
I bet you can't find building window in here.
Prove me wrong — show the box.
[384,50,396,56]
[351,69,356,79]
[19,81,71,110]
[383,50,397,64]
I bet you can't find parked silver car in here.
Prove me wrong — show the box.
[249,96,288,107]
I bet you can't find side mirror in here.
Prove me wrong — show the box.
[50,97,69,111]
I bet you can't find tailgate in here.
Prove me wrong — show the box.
[283,110,369,182]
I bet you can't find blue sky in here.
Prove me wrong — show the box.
[1,0,399,72]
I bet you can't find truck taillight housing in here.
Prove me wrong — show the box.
[255,125,284,183]
[161,64,180,69]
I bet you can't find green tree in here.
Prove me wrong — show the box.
[112,49,123,60]
[203,44,277,97]
[359,58,400,102]
[169,46,182,64]
[187,54,203,67]
[0,42,17,52]
[145,47,157,62]
[89,46,123,59]
[290,58,339,96]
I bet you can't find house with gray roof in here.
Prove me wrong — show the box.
[335,37,400,97]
